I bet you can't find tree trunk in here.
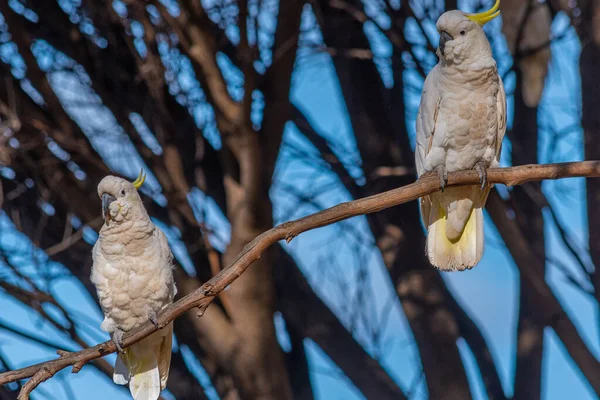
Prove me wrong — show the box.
[315,2,472,398]
[510,69,545,400]
[580,6,600,332]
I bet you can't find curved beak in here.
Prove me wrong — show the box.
[439,31,453,55]
[101,193,116,221]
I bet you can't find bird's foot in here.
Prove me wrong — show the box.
[148,310,159,329]
[112,329,125,353]
[434,165,448,191]
[474,162,488,191]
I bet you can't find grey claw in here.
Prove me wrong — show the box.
[435,166,448,191]
[474,162,488,191]
[112,330,125,353]
[148,310,159,329]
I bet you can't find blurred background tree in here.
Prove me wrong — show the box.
[0,0,599,399]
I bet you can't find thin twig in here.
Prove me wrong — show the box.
[43,217,102,257]
[2,161,600,397]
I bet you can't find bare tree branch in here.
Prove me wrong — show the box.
[275,248,405,399]
[486,190,600,396]
[2,161,600,398]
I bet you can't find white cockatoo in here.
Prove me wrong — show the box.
[415,0,507,271]
[91,170,177,400]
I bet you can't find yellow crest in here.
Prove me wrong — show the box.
[131,168,146,189]
[466,0,500,26]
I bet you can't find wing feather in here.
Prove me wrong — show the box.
[416,66,441,228]
[495,75,507,163]
[415,65,442,178]
[480,74,507,204]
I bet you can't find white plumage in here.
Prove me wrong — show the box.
[415,6,507,271]
[91,173,176,400]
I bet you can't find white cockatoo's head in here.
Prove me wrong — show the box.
[436,0,500,66]
[97,169,148,225]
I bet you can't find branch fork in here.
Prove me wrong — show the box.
[2,161,600,398]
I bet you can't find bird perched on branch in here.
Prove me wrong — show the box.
[415,0,507,271]
[91,170,177,400]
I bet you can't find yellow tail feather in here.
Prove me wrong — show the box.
[113,327,172,400]
[426,192,484,271]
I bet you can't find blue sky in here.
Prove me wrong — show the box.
[0,1,599,399]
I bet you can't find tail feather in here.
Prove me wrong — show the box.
[445,195,474,241]
[113,354,130,385]
[155,323,173,390]
[112,326,173,400]
[425,188,485,271]
[128,352,160,400]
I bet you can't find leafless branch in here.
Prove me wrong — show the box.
[2,161,600,397]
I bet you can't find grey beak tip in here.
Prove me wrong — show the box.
[439,31,453,55]
[101,193,117,220]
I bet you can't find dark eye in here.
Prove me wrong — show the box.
[460,30,466,36]
[120,189,126,196]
